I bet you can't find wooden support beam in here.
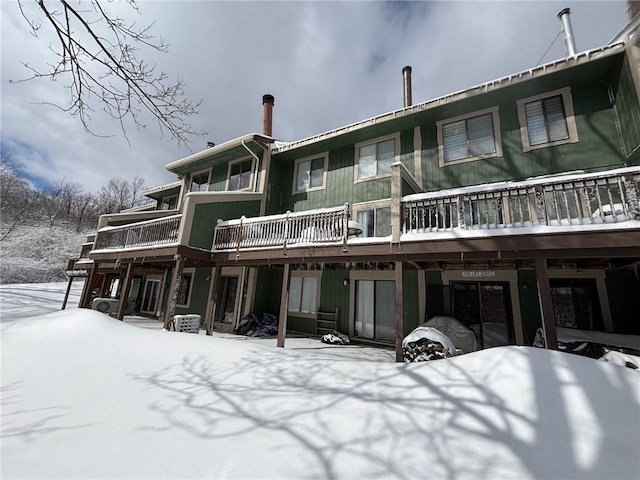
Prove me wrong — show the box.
[277,264,291,348]
[205,266,222,335]
[116,263,135,321]
[163,255,185,330]
[61,277,74,310]
[80,263,99,308]
[395,261,404,362]
[534,257,558,350]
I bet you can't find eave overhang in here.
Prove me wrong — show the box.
[143,181,182,200]
[165,133,276,175]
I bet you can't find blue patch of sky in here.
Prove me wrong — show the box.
[0,137,54,191]
[366,1,432,73]
[367,52,388,73]
[383,0,431,29]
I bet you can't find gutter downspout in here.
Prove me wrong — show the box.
[241,140,262,193]
[238,139,271,328]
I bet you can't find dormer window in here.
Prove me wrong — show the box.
[190,171,210,192]
[227,159,254,191]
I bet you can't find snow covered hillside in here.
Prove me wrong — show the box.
[1,283,639,479]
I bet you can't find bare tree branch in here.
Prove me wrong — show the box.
[12,0,206,146]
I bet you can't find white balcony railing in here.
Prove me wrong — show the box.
[94,214,182,250]
[402,167,640,234]
[213,205,351,251]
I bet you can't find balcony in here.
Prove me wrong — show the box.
[213,167,640,256]
[402,167,639,236]
[213,205,353,251]
[94,214,182,251]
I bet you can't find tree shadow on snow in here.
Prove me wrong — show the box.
[129,346,640,479]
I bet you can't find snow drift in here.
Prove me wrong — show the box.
[2,307,639,479]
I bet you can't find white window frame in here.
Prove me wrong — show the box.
[354,133,400,183]
[176,268,195,308]
[351,199,392,238]
[292,152,328,194]
[226,157,255,192]
[159,195,178,210]
[190,169,211,193]
[517,87,578,152]
[348,270,396,339]
[437,106,502,167]
[287,270,321,318]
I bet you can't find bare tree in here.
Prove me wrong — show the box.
[130,176,147,207]
[71,192,98,232]
[0,154,41,241]
[12,0,205,145]
[95,176,145,213]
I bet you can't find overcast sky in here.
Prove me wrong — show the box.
[0,0,631,194]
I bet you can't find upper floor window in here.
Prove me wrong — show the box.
[227,159,253,191]
[190,171,209,192]
[353,201,391,237]
[517,87,578,151]
[437,107,502,166]
[355,135,398,182]
[159,195,178,210]
[294,153,327,193]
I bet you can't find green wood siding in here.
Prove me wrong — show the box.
[253,269,282,318]
[175,267,211,320]
[420,75,625,191]
[517,270,542,345]
[605,269,640,335]
[613,57,640,165]
[425,270,445,319]
[400,129,415,177]
[269,130,414,214]
[320,270,350,334]
[402,269,419,336]
[188,200,262,249]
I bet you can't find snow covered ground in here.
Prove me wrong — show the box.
[1,282,639,479]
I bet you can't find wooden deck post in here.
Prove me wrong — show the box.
[205,266,222,335]
[277,263,291,348]
[395,261,404,362]
[61,277,74,310]
[534,257,558,350]
[163,255,185,330]
[116,263,134,321]
[80,262,99,309]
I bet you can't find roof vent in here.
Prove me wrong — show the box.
[262,94,275,137]
[557,8,577,56]
[207,141,215,148]
[402,66,413,108]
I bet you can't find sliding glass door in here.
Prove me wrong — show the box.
[355,280,395,341]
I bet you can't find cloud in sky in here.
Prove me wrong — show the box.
[0,0,630,194]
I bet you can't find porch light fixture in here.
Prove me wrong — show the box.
[347,220,363,237]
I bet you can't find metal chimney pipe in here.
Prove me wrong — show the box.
[557,8,577,57]
[262,94,274,137]
[402,66,413,108]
